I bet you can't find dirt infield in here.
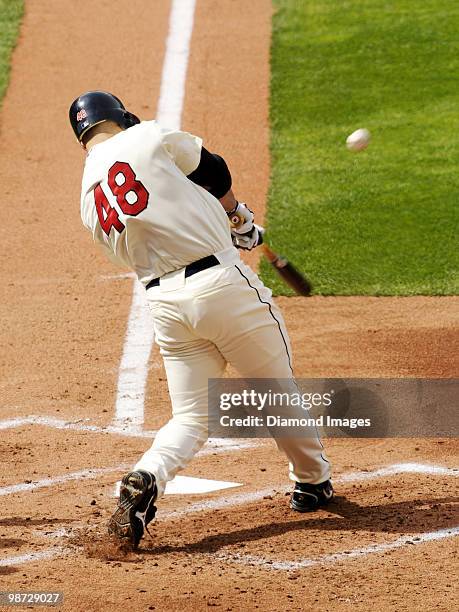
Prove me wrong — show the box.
[1,1,458,611]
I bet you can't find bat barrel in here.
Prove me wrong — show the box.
[262,245,312,296]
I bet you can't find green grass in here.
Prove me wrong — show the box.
[262,0,459,295]
[0,0,23,107]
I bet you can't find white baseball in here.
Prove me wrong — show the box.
[346,128,371,151]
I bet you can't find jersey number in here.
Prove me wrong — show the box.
[94,162,149,236]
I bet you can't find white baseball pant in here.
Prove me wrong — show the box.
[134,247,331,496]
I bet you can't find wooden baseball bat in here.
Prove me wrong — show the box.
[261,242,312,296]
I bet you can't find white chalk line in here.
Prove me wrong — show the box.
[217,526,459,571]
[98,272,136,281]
[0,415,259,453]
[0,414,157,438]
[0,465,128,497]
[340,462,458,481]
[33,527,70,540]
[0,548,68,568]
[113,0,197,431]
[204,438,264,453]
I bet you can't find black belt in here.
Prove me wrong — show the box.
[145,254,220,290]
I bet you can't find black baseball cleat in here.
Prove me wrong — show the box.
[290,479,334,512]
[108,470,158,548]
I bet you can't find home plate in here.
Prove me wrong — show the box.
[113,475,242,497]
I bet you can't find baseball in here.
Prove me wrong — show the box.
[346,128,371,151]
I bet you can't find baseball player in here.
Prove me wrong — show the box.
[69,91,333,548]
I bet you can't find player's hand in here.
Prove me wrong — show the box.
[232,223,264,251]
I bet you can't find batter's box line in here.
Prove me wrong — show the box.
[0,414,261,453]
[338,462,458,480]
[0,547,69,568]
[216,526,459,571]
[0,414,156,438]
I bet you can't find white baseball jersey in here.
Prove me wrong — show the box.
[80,121,233,285]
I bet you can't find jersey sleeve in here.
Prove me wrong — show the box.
[160,128,203,176]
[97,240,125,268]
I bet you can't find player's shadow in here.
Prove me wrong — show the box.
[143,494,458,556]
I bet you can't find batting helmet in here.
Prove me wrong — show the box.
[69,90,140,142]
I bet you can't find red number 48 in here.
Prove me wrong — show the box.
[94,162,149,236]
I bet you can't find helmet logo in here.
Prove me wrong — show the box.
[76,109,88,121]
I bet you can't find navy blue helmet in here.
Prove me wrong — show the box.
[69,90,140,142]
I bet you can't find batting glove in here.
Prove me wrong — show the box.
[231,223,264,251]
[227,202,254,233]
